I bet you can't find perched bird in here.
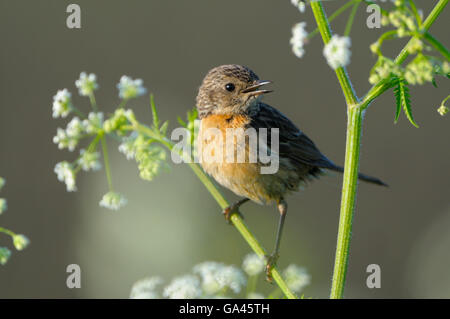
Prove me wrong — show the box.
[196,64,386,279]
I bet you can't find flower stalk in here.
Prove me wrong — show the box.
[125,121,298,299]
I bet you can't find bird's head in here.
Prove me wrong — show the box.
[196,64,272,118]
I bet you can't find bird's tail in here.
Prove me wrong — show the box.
[327,164,388,187]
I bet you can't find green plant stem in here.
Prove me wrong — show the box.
[121,123,297,299]
[344,2,360,36]
[310,0,448,299]
[308,0,359,39]
[89,93,98,112]
[0,227,15,237]
[423,32,450,60]
[100,132,113,191]
[311,2,360,299]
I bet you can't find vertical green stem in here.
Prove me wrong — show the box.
[310,0,447,299]
[330,107,363,299]
[311,1,362,299]
[100,133,113,190]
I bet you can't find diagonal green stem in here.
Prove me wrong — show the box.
[121,123,297,299]
[423,32,450,60]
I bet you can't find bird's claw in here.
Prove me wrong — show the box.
[222,206,244,224]
[265,253,279,282]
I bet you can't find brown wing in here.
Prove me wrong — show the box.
[249,103,337,170]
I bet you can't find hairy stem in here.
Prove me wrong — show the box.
[311,0,448,299]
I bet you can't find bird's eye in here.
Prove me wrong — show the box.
[225,83,235,92]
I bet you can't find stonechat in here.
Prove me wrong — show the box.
[196,64,386,279]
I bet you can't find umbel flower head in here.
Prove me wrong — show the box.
[99,191,127,211]
[117,76,147,100]
[163,275,202,299]
[0,247,11,265]
[52,89,73,118]
[242,253,265,276]
[291,0,306,13]
[130,277,164,299]
[323,34,352,70]
[54,161,77,192]
[130,256,310,299]
[12,234,30,251]
[75,72,99,96]
[290,22,308,58]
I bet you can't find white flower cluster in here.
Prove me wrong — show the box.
[12,234,30,251]
[54,161,77,192]
[290,22,308,58]
[99,191,127,211]
[194,262,246,295]
[0,247,11,265]
[117,76,147,100]
[53,112,104,152]
[283,264,310,292]
[52,89,73,118]
[118,132,167,181]
[83,112,104,134]
[323,34,352,70]
[163,275,202,299]
[130,255,311,299]
[77,149,101,171]
[75,72,98,96]
[130,277,164,299]
[438,105,449,116]
[291,0,306,13]
[242,253,265,276]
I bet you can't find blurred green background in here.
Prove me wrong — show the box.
[0,0,448,298]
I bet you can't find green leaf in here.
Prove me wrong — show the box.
[394,78,418,128]
[431,77,438,88]
[393,79,402,123]
[177,116,187,127]
[159,120,169,135]
[150,94,159,129]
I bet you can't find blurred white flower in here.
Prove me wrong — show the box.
[77,149,101,171]
[12,234,29,251]
[53,117,86,151]
[52,89,73,118]
[283,265,310,292]
[75,72,98,96]
[117,75,147,100]
[0,247,11,265]
[163,275,202,299]
[242,253,265,276]
[130,277,163,299]
[99,191,127,210]
[83,112,104,134]
[216,265,246,294]
[54,161,77,192]
[291,0,306,13]
[66,117,85,137]
[194,261,226,295]
[437,105,449,116]
[118,132,138,160]
[290,22,308,58]
[323,34,352,69]
[0,198,7,214]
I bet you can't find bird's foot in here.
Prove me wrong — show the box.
[265,253,279,282]
[222,205,244,224]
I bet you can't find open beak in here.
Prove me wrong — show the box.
[241,80,273,96]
